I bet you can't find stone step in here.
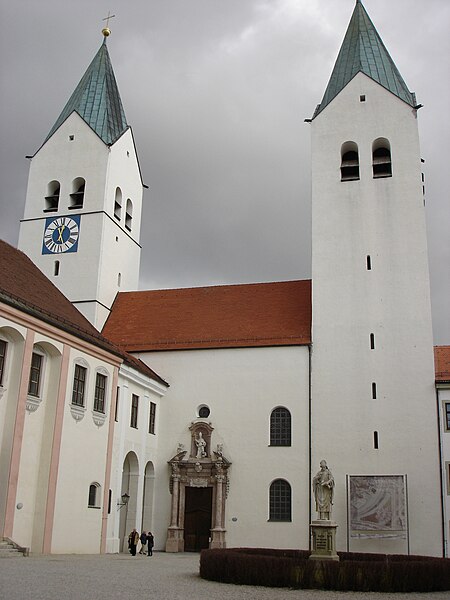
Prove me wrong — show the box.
[0,538,27,557]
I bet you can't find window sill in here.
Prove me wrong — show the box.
[26,395,42,413]
[92,410,107,428]
[88,505,101,509]
[268,519,292,523]
[70,403,86,422]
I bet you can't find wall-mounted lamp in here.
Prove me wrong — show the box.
[117,492,130,509]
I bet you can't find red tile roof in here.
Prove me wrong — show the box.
[0,240,167,386]
[102,280,312,352]
[435,346,450,383]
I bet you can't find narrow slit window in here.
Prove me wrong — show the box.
[370,333,375,350]
[0,339,7,386]
[54,260,60,276]
[366,255,372,271]
[114,387,120,422]
[373,431,379,449]
[372,382,377,399]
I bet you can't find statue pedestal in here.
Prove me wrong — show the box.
[309,520,339,561]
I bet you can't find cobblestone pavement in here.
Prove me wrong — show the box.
[0,552,447,600]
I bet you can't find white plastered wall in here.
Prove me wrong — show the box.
[138,345,310,551]
[50,347,114,553]
[106,365,166,554]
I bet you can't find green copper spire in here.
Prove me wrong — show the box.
[45,38,128,145]
[314,0,416,117]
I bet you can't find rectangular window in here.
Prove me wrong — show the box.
[94,373,107,413]
[149,401,156,434]
[130,394,139,429]
[370,333,375,350]
[28,352,43,397]
[72,364,87,407]
[0,339,6,386]
[366,255,372,270]
[115,386,120,422]
[444,403,450,432]
[372,382,377,399]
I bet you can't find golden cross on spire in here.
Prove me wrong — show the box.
[102,11,116,37]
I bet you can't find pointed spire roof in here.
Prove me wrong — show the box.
[314,0,416,117]
[45,38,128,145]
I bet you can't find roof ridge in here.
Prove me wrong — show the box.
[118,279,311,296]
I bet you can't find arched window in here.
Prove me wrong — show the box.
[125,199,133,231]
[44,180,60,212]
[88,482,101,508]
[340,142,360,181]
[270,407,291,446]
[114,187,122,220]
[372,138,392,178]
[269,479,292,521]
[70,177,85,209]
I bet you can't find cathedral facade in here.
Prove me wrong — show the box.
[1,1,449,557]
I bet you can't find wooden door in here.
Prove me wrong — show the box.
[184,487,212,552]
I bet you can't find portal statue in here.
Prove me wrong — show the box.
[195,432,207,459]
[312,460,335,520]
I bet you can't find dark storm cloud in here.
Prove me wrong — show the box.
[0,0,448,342]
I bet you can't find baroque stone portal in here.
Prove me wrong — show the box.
[165,422,231,552]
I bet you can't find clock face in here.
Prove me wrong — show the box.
[42,215,80,254]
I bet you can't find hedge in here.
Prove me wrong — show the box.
[199,548,450,592]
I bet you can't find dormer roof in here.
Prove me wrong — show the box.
[314,0,416,118]
[45,39,128,145]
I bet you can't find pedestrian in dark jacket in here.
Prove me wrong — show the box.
[139,531,148,554]
[147,532,154,556]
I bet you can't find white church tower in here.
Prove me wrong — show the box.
[311,1,442,555]
[18,28,143,330]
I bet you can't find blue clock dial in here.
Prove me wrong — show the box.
[42,215,80,254]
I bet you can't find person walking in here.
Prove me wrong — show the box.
[128,528,139,556]
[139,531,148,555]
[147,532,154,557]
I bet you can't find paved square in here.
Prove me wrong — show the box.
[0,552,447,599]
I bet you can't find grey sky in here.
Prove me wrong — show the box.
[0,0,449,343]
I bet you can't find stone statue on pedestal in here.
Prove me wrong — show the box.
[312,460,334,520]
